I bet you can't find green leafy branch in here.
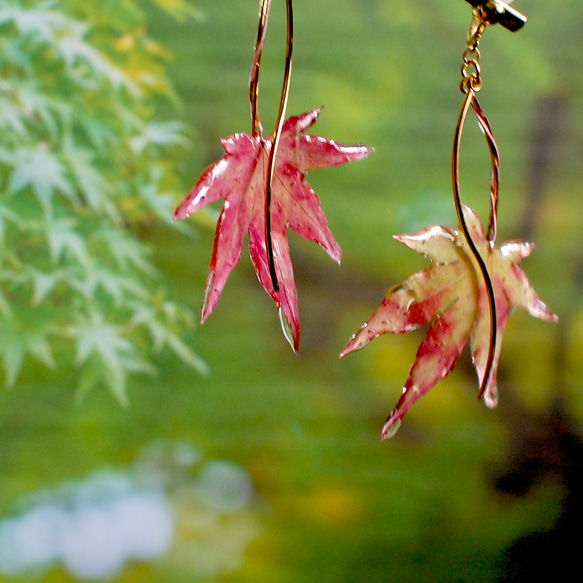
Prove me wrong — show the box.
[0,0,206,401]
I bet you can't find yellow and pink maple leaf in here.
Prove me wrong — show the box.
[340,205,557,439]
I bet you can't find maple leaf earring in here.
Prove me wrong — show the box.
[340,0,558,439]
[175,0,372,351]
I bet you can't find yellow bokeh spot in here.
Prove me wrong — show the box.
[115,34,135,52]
[302,485,364,527]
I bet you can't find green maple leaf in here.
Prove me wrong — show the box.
[72,313,154,404]
[9,144,74,210]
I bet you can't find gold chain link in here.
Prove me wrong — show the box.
[460,13,486,93]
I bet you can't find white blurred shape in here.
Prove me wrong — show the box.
[13,505,65,566]
[0,443,258,580]
[112,490,174,560]
[0,504,66,575]
[0,519,28,575]
[60,506,126,580]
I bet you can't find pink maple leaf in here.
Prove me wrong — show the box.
[175,108,371,350]
[340,205,558,439]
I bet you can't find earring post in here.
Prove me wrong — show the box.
[464,0,527,32]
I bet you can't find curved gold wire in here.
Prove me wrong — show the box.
[248,0,294,293]
[249,0,272,138]
[265,0,294,292]
[452,88,498,399]
[471,97,500,244]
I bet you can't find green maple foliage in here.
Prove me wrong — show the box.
[0,0,206,401]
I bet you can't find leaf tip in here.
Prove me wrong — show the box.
[381,415,401,440]
[483,385,498,409]
[173,202,190,221]
[339,327,370,358]
[543,305,559,323]
[278,307,300,353]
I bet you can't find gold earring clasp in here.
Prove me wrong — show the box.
[464,0,527,32]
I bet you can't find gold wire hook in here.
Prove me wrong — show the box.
[452,0,526,398]
[248,0,294,293]
[265,0,294,293]
[452,0,527,398]
[452,89,499,399]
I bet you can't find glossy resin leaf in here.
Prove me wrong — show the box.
[175,108,372,351]
[340,205,558,439]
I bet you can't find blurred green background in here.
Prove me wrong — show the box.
[0,0,582,581]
